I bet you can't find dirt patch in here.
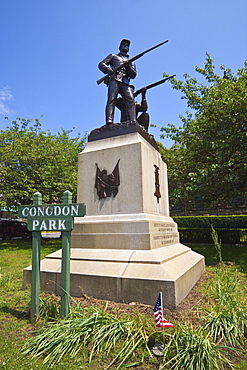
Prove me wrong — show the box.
[67,271,211,326]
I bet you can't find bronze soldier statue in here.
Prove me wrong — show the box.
[97,40,170,127]
[114,75,176,132]
[115,87,150,131]
[98,39,137,125]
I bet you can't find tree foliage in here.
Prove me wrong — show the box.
[160,54,247,211]
[0,118,86,207]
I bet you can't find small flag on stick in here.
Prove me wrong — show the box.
[153,292,174,328]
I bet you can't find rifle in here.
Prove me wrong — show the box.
[96,40,168,85]
[134,74,176,96]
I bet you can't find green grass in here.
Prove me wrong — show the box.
[0,239,158,369]
[189,243,247,273]
[0,238,247,369]
[0,239,69,369]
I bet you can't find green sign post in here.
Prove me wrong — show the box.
[18,190,86,321]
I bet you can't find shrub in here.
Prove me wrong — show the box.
[173,215,247,229]
[179,228,247,245]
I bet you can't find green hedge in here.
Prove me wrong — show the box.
[179,228,247,245]
[173,215,247,229]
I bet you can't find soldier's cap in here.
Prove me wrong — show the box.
[120,39,131,45]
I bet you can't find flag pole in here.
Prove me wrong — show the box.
[152,289,174,357]
[160,289,165,344]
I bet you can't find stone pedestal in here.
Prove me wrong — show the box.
[23,125,205,308]
[71,131,179,250]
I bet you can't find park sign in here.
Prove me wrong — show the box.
[18,203,86,231]
[18,191,86,321]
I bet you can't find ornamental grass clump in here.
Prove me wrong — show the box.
[38,296,60,320]
[202,266,247,346]
[22,306,151,369]
[0,268,11,288]
[160,323,232,370]
[202,306,247,347]
[200,227,247,346]
[211,225,223,264]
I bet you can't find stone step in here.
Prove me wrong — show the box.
[23,244,205,309]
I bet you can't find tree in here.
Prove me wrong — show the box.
[0,118,86,208]
[160,54,247,211]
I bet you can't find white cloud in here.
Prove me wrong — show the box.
[0,86,14,115]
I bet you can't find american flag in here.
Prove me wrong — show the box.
[153,292,174,328]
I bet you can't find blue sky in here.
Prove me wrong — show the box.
[0,0,246,147]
